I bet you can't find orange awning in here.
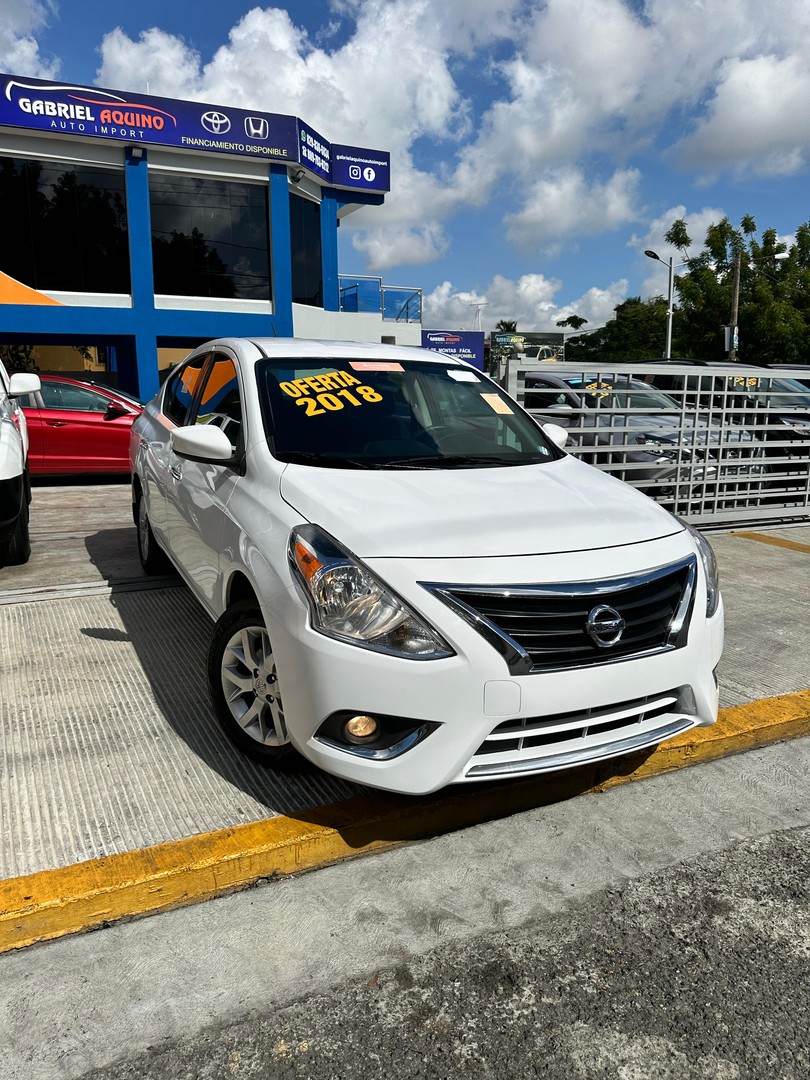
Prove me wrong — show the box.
[0,272,62,306]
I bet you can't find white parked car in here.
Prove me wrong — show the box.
[0,359,40,567]
[130,338,723,795]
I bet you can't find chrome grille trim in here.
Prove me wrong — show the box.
[421,555,696,674]
[483,690,680,742]
[464,717,696,778]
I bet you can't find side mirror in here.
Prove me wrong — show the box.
[8,372,41,396]
[104,400,133,419]
[171,424,235,462]
[545,402,573,413]
[542,422,569,450]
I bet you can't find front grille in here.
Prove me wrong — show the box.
[423,555,695,674]
[463,687,697,779]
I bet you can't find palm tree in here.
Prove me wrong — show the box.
[495,319,518,333]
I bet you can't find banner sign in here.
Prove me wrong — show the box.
[332,144,391,193]
[491,332,564,361]
[0,73,390,192]
[422,330,485,371]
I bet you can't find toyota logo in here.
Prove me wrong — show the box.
[201,110,231,134]
[585,604,625,648]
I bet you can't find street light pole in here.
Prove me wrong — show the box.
[644,249,677,358]
[728,251,788,361]
[728,252,741,361]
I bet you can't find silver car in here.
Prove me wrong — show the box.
[523,369,765,503]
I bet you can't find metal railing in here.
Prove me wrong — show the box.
[338,276,422,323]
[502,359,810,526]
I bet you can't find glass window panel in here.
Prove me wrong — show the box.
[289,193,323,307]
[163,354,209,425]
[195,355,242,448]
[0,156,130,294]
[150,174,271,300]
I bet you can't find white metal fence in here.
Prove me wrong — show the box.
[502,359,810,526]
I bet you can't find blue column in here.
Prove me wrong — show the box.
[268,165,294,336]
[320,188,339,312]
[123,147,159,400]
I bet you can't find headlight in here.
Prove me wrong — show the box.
[289,524,454,659]
[678,519,720,618]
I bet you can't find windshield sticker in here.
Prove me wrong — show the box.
[584,381,613,398]
[279,370,384,417]
[447,370,480,382]
[348,361,404,372]
[481,393,513,415]
[279,370,363,397]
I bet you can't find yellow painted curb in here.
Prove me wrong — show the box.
[2,688,809,955]
[732,531,810,555]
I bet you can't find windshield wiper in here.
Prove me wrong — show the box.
[380,454,519,470]
[279,452,374,469]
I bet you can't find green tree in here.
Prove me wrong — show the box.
[556,315,588,330]
[494,319,517,333]
[565,296,670,363]
[674,216,800,362]
[575,216,808,364]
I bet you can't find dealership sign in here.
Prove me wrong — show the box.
[422,330,485,370]
[0,73,390,192]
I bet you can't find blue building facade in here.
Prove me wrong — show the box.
[0,73,420,400]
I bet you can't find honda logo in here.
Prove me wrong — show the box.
[245,116,268,140]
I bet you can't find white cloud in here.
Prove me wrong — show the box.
[0,0,59,79]
[423,273,628,333]
[351,221,450,270]
[504,169,643,254]
[673,54,810,179]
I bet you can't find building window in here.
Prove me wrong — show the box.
[150,173,271,300]
[289,193,322,307]
[0,156,130,294]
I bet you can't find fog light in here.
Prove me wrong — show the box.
[344,714,378,741]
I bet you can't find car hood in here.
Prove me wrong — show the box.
[279,454,681,559]
[607,413,753,443]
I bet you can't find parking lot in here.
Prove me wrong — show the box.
[1,481,809,951]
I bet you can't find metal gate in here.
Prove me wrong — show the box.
[502,360,810,527]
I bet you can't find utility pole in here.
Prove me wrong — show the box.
[728,252,741,361]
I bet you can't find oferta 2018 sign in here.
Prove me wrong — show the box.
[0,73,390,193]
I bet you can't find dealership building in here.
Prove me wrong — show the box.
[0,72,423,399]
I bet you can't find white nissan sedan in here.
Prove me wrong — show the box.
[130,338,723,795]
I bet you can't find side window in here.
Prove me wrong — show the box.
[525,381,569,409]
[39,382,109,411]
[194,354,242,449]
[163,354,209,426]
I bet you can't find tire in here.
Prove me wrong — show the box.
[207,600,292,762]
[135,488,172,574]
[0,490,31,566]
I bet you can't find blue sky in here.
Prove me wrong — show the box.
[3,0,809,335]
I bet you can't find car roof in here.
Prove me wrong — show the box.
[198,337,466,366]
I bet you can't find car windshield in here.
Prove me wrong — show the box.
[725,371,810,406]
[761,378,810,409]
[257,357,561,469]
[563,376,680,412]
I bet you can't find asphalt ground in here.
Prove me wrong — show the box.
[0,482,808,955]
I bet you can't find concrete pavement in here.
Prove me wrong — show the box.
[0,483,808,955]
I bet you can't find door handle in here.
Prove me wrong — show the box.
[46,420,68,427]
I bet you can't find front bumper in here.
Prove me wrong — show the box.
[265,532,723,795]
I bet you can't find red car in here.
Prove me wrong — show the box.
[19,375,143,475]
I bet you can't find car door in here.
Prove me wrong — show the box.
[166,351,244,610]
[28,381,133,473]
[141,353,210,545]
